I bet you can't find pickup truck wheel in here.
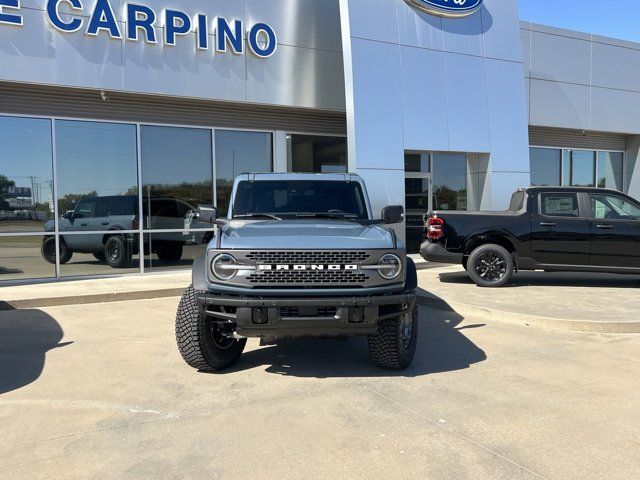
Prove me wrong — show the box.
[467,244,514,287]
[156,245,183,263]
[368,304,418,370]
[175,285,247,372]
[105,236,131,269]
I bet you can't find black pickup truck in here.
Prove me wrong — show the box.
[422,187,640,287]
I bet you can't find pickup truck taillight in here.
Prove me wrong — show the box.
[427,216,445,240]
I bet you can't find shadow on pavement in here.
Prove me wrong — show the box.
[0,267,24,275]
[438,270,640,288]
[415,262,448,271]
[218,296,486,379]
[0,309,72,395]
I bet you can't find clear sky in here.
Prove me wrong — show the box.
[518,0,640,43]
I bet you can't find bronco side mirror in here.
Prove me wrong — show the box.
[198,205,219,224]
[381,205,404,225]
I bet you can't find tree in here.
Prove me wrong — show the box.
[58,191,98,214]
[0,174,16,210]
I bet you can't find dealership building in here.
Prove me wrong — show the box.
[1,0,640,283]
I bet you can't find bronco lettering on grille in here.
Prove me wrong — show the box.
[257,264,359,271]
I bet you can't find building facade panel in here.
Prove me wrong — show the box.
[400,46,448,152]
[246,0,343,53]
[529,79,590,130]
[481,0,524,62]
[396,5,443,51]
[529,30,591,85]
[441,13,485,57]
[485,59,530,176]
[122,31,248,102]
[591,87,640,135]
[591,42,640,93]
[246,44,345,110]
[521,26,531,75]
[345,0,398,43]
[356,168,406,219]
[0,8,124,91]
[348,37,404,171]
[444,52,491,154]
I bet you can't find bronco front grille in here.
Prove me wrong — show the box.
[246,270,368,286]
[246,251,370,265]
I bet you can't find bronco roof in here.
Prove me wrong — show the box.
[236,173,363,182]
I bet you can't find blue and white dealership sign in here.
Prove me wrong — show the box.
[404,0,483,17]
[0,0,277,58]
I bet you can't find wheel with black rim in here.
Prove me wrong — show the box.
[156,245,183,263]
[41,237,73,264]
[368,302,418,370]
[175,285,247,372]
[467,244,514,288]
[104,236,131,269]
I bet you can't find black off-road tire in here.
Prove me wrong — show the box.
[368,303,418,370]
[93,251,106,263]
[41,237,73,264]
[467,243,514,288]
[157,245,183,263]
[104,236,131,269]
[175,285,247,372]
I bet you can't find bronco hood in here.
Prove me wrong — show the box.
[218,219,396,250]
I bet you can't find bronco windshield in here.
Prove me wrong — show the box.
[233,180,369,220]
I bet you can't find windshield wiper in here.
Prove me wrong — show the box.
[234,213,283,221]
[295,213,359,222]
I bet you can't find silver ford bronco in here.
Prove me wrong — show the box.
[175,173,418,371]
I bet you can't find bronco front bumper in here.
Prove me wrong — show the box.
[195,292,416,338]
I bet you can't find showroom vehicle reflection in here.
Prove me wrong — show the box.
[42,195,210,269]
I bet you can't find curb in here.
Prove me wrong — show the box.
[415,292,640,334]
[4,288,187,310]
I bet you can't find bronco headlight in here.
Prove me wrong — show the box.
[211,254,238,281]
[378,254,402,280]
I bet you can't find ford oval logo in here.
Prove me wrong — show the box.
[404,0,483,18]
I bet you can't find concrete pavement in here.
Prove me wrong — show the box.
[1,299,639,479]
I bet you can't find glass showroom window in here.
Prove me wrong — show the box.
[530,148,624,192]
[432,153,467,211]
[404,152,432,254]
[530,148,561,186]
[140,125,214,272]
[287,134,347,173]
[215,130,273,216]
[597,152,624,190]
[55,120,140,276]
[404,152,430,174]
[0,116,55,281]
[404,153,431,212]
[563,150,596,187]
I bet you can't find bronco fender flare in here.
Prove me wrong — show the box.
[192,255,208,291]
[405,257,417,292]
